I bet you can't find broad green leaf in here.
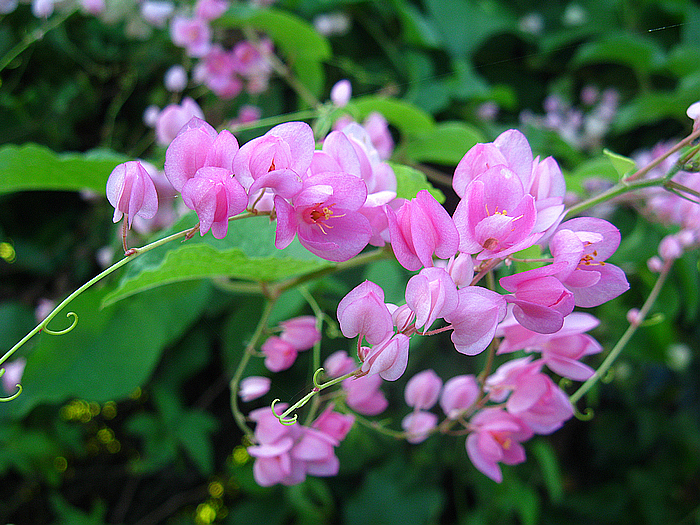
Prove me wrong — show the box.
[532,439,564,503]
[390,162,445,203]
[7,281,212,417]
[347,96,435,136]
[565,156,621,195]
[102,214,333,306]
[0,143,128,195]
[571,33,664,74]
[603,148,636,178]
[405,121,484,165]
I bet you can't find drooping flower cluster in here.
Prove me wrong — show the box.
[107,117,630,486]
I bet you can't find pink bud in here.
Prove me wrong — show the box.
[445,253,474,288]
[106,161,159,228]
[164,65,188,92]
[337,281,393,345]
[312,405,354,441]
[279,316,321,351]
[440,375,479,419]
[261,336,298,372]
[239,376,271,402]
[626,308,642,326]
[405,267,459,333]
[323,350,356,378]
[330,79,352,107]
[647,256,664,273]
[659,234,683,261]
[343,374,388,415]
[360,333,410,381]
[401,411,438,444]
[404,369,442,410]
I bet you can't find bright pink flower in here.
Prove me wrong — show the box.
[549,217,629,307]
[164,118,238,192]
[193,45,242,99]
[106,161,159,228]
[247,404,301,486]
[343,374,388,415]
[401,411,438,444]
[239,376,271,402]
[155,97,205,146]
[337,281,393,345]
[274,173,372,262]
[181,166,248,238]
[234,121,314,207]
[170,15,211,57]
[359,333,410,381]
[261,336,298,372]
[499,269,575,334]
[404,369,442,410]
[453,165,540,260]
[387,190,459,270]
[440,375,479,419]
[497,311,602,381]
[279,316,321,351]
[405,267,459,333]
[466,408,533,483]
[443,286,507,356]
[231,39,273,78]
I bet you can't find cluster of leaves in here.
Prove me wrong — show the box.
[1,0,700,524]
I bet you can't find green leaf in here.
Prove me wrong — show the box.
[7,281,212,417]
[571,33,665,74]
[405,121,484,165]
[602,148,636,178]
[102,214,333,306]
[347,96,436,137]
[390,162,445,203]
[531,439,564,503]
[0,143,129,195]
[565,155,621,195]
[176,411,219,475]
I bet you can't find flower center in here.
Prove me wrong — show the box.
[306,203,344,234]
[579,250,605,266]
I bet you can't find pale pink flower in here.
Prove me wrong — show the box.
[401,411,438,444]
[239,376,271,402]
[443,286,507,356]
[440,375,479,419]
[164,65,188,92]
[466,408,533,482]
[170,16,211,57]
[358,333,410,381]
[194,0,229,20]
[343,374,388,415]
[337,281,393,345]
[330,79,352,107]
[279,316,321,351]
[404,369,442,410]
[2,358,25,395]
[323,350,357,378]
[155,97,204,146]
[141,1,174,27]
[405,267,459,333]
[106,161,159,228]
[261,336,298,372]
[442,253,474,288]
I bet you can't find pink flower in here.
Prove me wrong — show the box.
[549,217,629,307]
[443,286,507,356]
[387,189,459,270]
[343,374,388,415]
[404,369,442,410]
[181,166,248,238]
[358,333,410,381]
[234,121,314,208]
[164,65,188,92]
[362,112,394,160]
[274,173,372,262]
[193,45,242,99]
[239,376,271,402]
[330,79,352,107]
[466,408,533,482]
[405,267,459,333]
[499,269,575,334]
[141,1,174,27]
[2,358,25,395]
[323,350,357,377]
[170,15,211,57]
[312,405,354,441]
[279,316,321,351]
[440,375,479,419]
[442,253,474,288]
[194,0,229,20]
[164,118,238,192]
[106,161,159,228]
[453,165,540,260]
[261,336,298,372]
[497,311,602,381]
[337,281,393,345]
[155,97,204,146]
[401,411,438,444]
[505,373,573,434]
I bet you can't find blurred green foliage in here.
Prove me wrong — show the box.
[1,0,699,524]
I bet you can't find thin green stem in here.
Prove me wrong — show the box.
[625,127,700,182]
[569,258,674,404]
[564,176,668,219]
[0,9,76,74]
[230,298,276,441]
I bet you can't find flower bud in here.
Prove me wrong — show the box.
[239,376,271,402]
[404,369,442,410]
[106,161,159,228]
